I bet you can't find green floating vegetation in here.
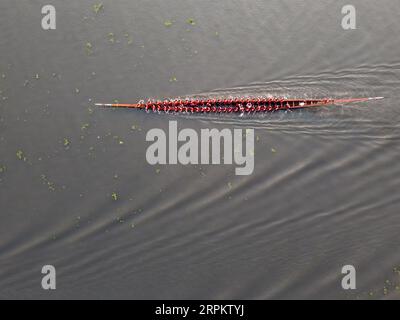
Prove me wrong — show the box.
[16,150,26,161]
[123,32,133,45]
[130,124,142,132]
[169,76,177,82]
[186,18,196,25]
[164,20,173,27]
[63,138,70,147]
[85,42,93,55]
[111,135,124,145]
[0,165,6,173]
[271,148,277,153]
[111,192,118,201]
[81,123,90,130]
[93,3,104,14]
[41,174,55,191]
[108,32,115,43]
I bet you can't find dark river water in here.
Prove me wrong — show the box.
[1,0,400,299]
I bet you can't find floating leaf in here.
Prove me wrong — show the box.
[85,42,94,55]
[164,20,173,27]
[93,3,104,14]
[40,174,55,191]
[16,150,26,161]
[108,32,115,43]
